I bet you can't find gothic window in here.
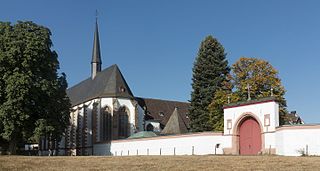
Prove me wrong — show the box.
[118,106,129,139]
[101,106,112,141]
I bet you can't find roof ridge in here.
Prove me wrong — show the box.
[135,97,189,104]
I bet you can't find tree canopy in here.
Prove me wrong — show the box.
[209,57,288,130]
[189,35,230,132]
[0,21,70,154]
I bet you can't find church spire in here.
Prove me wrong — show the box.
[91,11,102,79]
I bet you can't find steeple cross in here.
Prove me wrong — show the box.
[246,83,251,101]
[95,10,99,21]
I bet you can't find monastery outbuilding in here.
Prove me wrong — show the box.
[58,20,320,157]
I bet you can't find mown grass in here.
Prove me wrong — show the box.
[1,155,320,171]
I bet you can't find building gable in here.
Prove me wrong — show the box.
[67,64,134,106]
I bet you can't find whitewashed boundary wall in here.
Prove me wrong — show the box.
[276,125,320,156]
[93,132,231,156]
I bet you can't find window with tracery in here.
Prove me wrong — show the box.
[118,106,129,139]
[101,106,112,141]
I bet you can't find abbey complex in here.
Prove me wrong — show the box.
[49,20,320,157]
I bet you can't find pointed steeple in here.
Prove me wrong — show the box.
[91,15,102,79]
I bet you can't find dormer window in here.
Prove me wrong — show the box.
[159,112,164,117]
[119,86,126,92]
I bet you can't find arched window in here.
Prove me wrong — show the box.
[118,106,130,139]
[146,123,154,131]
[100,106,112,141]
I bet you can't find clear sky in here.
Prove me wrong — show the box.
[1,0,320,123]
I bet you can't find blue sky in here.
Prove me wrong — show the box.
[1,0,320,123]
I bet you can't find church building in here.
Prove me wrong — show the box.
[62,20,190,156]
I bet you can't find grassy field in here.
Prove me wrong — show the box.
[1,155,320,171]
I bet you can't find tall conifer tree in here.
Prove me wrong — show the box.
[189,35,229,132]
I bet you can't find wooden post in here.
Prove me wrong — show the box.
[192,146,194,155]
[128,150,129,156]
[306,145,309,156]
[160,148,162,155]
[121,150,123,156]
[174,147,176,156]
[137,149,138,156]
[269,145,271,155]
[147,148,149,155]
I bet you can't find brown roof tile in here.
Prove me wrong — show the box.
[135,97,190,129]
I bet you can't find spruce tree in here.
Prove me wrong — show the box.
[189,35,229,132]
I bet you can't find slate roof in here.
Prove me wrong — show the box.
[91,20,101,64]
[67,64,134,106]
[161,108,188,135]
[135,97,190,129]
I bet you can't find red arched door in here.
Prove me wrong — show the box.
[239,117,261,155]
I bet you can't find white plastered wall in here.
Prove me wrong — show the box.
[94,133,230,156]
[276,126,320,156]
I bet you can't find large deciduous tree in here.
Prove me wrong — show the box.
[209,57,288,130]
[189,35,230,132]
[0,21,70,154]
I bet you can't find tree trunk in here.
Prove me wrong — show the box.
[8,139,17,155]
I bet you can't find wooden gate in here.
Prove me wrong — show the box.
[239,117,261,155]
